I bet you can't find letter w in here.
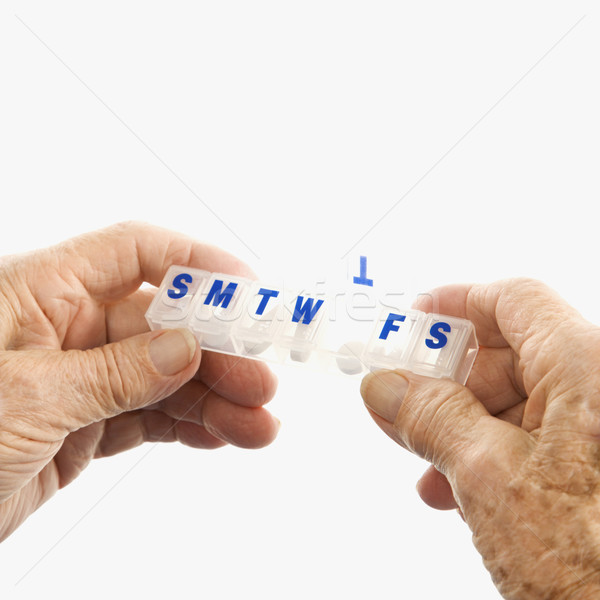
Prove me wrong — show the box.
[292,296,324,324]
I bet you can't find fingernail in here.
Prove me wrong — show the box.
[361,371,408,423]
[149,329,197,375]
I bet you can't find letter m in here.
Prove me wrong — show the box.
[204,279,238,309]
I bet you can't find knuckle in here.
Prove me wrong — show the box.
[474,277,544,307]
[511,276,548,292]
[532,324,600,392]
[499,276,550,298]
[399,382,472,466]
[107,220,149,237]
[87,345,141,416]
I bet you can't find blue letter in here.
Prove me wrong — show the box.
[292,296,324,324]
[426,322,451,349]
[204,279,238,309]
[378,313,406,340]
[353,255,374,287]
[255,288,279,315]
[167,273,193,299]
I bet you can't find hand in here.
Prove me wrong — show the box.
[0,222,279,541]
[361,279,600,599]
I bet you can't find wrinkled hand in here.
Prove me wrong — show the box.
[0,222,279,541]
[361,279,600,599]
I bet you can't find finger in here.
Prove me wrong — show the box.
[496,400,527,427]
[54,287,155,350]
[105,288,156,342]
[174,420,230,450]
[414,284,528,414]
[201,395,280,449]
[53,422,104,487]
[414,399,527,513]
[416,465,459,510]
[464,280,600,436]
[361,369,488,472]
[195,352,278,408]
[0,328,200,438]
[52,221,257,302]
[462,346,525,416]
[360,369,529,484]
[413,398,527,512]
[150,380,281,449]
[104,289,278,408]
[415,279,587,386]
[93,409,226,458]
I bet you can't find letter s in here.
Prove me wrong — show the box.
[167,273,193,299]
[425,322,451,349]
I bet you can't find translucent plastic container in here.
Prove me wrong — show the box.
[146,266,479,384]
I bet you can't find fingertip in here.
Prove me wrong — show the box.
[202,396,281,449]
[254,413,281,449]
[360,369,409,424]
[360,369,398,402]
[261,365,279,405]
[233,410,281,449]
[411,293,434,312]
[360,371,375,400]
[149,329,199,376]
[416,465,459,511]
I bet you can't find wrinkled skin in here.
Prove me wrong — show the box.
[0,222,279,541]
[361,279,600,599]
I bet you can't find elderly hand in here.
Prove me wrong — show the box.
[0,222,279,541]
[361,279,600,599]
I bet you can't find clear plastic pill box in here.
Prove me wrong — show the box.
[146,265,478,384]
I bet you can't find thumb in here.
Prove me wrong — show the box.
[360,370,495,477]
[69,328,200,430]
[2,328,199,436]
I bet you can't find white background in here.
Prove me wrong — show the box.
[1,2,599,598]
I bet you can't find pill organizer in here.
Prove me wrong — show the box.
[145,265,478,384]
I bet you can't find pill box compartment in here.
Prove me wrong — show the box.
[146,265,212,331]
[188,273,253,354]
